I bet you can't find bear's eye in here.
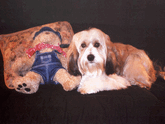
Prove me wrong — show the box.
[81,43,86,48]
[94,42,100,48]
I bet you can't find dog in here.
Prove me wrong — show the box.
[67,28,165,94]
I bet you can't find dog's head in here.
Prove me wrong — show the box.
[67,28,116,76]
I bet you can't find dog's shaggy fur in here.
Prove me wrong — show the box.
[67,28,165,94]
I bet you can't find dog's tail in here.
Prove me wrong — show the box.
[154,62,165,80]
[158,67,165,80]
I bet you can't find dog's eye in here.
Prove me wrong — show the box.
[94,42,100,48]
[81,43,86,48]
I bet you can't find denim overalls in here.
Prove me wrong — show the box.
[30,50,64,84]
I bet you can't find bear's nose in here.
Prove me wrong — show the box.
[87,54,95,61]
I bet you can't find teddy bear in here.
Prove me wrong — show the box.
[11,27,80,94]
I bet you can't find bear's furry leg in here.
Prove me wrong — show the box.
[54,69,81,91]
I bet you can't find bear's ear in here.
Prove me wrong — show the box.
[67,41,81,76]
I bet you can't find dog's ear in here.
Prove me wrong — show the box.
[67,39,81,76]
[104,34,117,75]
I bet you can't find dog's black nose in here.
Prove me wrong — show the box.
[87,54,95,61]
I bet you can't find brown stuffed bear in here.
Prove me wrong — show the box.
[10,27,80,94]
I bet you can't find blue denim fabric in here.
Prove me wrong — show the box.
[30,50,64,84]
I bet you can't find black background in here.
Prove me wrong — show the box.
[0,0,165,63]
[0,0,165,123]
[1,0,165,31]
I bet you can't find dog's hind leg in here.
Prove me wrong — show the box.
[122,52,156,89]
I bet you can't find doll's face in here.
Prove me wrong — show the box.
[33,31,61,47]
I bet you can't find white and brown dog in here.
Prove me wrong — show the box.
[67,28,165,94]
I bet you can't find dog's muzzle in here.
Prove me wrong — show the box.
[87,54,95,61]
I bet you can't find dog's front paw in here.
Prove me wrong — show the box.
[77,82,98,94]
[77,87,87,94]
[109,74,131,89]
[77,87,97,94]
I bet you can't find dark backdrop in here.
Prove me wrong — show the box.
[0,0,165,82]
[0,1,165,123]
[0,1,165,85]
[0,0,165,71]
[1,0,165,31]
